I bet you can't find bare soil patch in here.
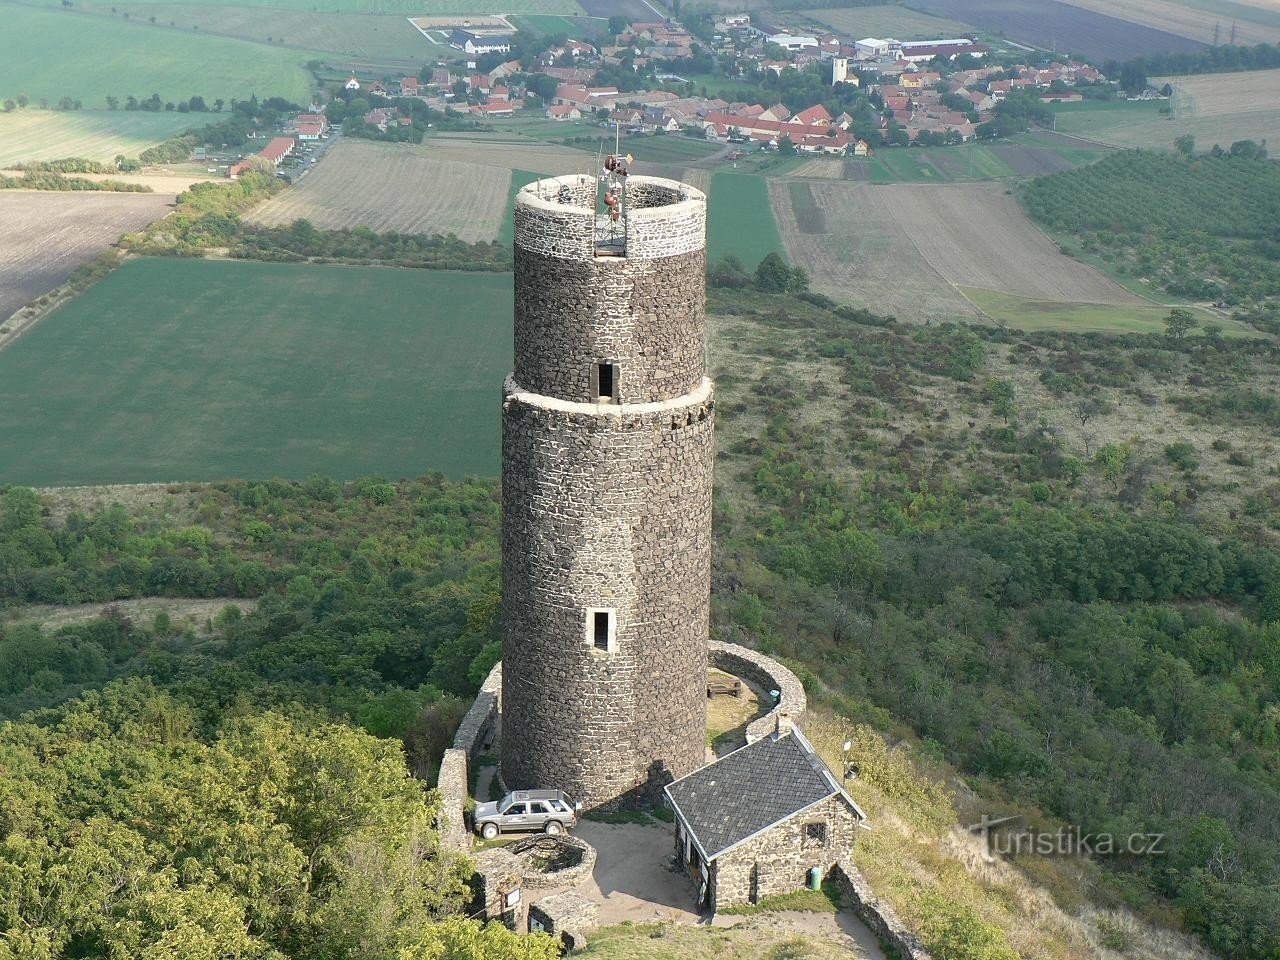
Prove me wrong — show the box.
[0,192,173,324]
[789,158,846,179]
[247,138,511,240]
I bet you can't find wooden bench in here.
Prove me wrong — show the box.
[707,678,743,698]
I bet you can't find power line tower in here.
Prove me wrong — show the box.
[1231,22,1238,44]
[1213,21,1220,45]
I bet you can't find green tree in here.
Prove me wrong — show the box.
[1165,308,1199,339]
[1174,133,1195,156]
[754,252,795,293]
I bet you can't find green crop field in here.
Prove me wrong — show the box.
[510,13,604,37]
[0,110,196,167]
[36,2,439,63]
[0,2,321,105]
[707,172,783,266]
[498,169,543,248]
[0,259,514,486]
[960,287,1249,336]
[621,135,722,163]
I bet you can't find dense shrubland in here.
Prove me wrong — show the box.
[3,285,1280,956]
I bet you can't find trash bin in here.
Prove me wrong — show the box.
[808,866,821,891]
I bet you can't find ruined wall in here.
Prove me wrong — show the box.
[436,662,503,853]
[502,175,713,810]
[711,795,860,910]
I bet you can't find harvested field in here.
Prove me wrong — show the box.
[424,134,592,173]
[770,180,1142,321]
[677,168,710,194]
[1054,0,1280,46]
[0,110,194,168]
[0,192,173,323]
[802,4,975,38]
[247,139,510,240]
[768,179,980,322]
[885,182,1145,304]
[789,158,846,179]
[909,0,1208,60]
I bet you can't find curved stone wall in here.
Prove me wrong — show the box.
[708,640,808,743]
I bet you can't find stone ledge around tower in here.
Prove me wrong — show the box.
[503,374,713,417]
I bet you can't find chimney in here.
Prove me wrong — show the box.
[774,710,793,738]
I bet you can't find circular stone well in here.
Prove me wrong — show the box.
[506,834,597,890]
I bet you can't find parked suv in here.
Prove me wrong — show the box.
[473,789,581,840]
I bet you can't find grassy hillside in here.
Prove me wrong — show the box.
[0,258,512,485]
[0,1,320,104]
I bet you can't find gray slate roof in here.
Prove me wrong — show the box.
[664,726,865,861]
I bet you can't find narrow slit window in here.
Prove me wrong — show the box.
[596,363,616,401]
[587,608,615,653]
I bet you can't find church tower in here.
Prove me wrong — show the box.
[500,173,714,810]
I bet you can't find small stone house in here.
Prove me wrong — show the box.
[664,724,866,912]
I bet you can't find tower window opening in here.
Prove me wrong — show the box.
[595,363,617,402]
[587,608,616,652]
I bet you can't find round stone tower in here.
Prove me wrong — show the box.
[501,174,713,810]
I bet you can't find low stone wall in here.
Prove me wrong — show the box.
[529,889,599,946]
[828,859,934,960]
[437,749,471,853]
[708,640,807,744]
[437,662,504,853]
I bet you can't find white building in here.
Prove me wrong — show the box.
[767,33,818,51]
[831,56,849,84]
[854,37,901,60]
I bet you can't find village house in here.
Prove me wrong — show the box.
[344,74,360,91]
[367,81,391,98]
[665,724,866,913]
[399,76,420,97]
[450,28,513,55]
[291,113,329,141]
[545,104,581,121]
[228,136,296,178]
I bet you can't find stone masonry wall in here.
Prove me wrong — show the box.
[512,246,707,404]
[711,794,860,910]
[828,859,936,960]
[502,382,715,808]
[708,640,807,744]
[503,173,713,811]
[436,662,504,853]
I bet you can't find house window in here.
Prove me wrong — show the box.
[804,821,827,847]
[594,362,617,402]
[586,608,615,652]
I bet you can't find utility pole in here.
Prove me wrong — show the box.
[1213,21,1220,45]
[1231,22,1237,44]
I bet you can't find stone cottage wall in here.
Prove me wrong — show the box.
[711,794,860,910]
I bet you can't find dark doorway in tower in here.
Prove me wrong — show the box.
[592,610,611,651]
[594,362,617,402]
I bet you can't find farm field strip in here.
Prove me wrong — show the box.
[0,1,321,103]
[420,135,594,173]
[800,4,975,38]
[908,0,1208,60]
[25,0,437,62]
[0,258,514,486]
[884,182,1146,304]
[0,111,195,168]
[1055,0,1280,45]
[1053,75,1280,148]
[706,173,783,266]
[960,287,1252,335]
[247,139,511,241]
[0,192,175,324]
[19,0,586,11]
[768,178,980,322]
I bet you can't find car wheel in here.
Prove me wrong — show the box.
[481,822,499,840]
[545,820,564,835]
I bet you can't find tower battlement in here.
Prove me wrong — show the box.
[501,173,714,810]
